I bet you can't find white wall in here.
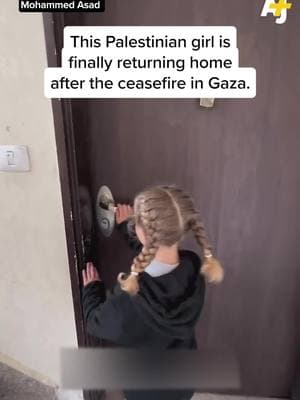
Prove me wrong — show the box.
[0,2,78,386]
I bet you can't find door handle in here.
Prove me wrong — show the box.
[96,185,116,237]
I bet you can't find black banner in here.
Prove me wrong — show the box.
[19,0,105,12]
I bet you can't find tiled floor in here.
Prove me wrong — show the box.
[0,362,56,400]
[0,362,85,400]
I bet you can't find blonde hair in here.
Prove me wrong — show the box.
[118,186,224,295]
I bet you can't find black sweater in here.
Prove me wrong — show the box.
[82,227,205,399]
[83,250,205,347]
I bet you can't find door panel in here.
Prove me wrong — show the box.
[66,0,300,396]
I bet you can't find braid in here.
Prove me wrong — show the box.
[190,218,212,255]
[190,218,224,283]
[118,209,159,295]
[164,185,224,283]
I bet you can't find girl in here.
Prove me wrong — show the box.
[82,185,224,400]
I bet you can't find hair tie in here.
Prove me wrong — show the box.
[204,250,213,258]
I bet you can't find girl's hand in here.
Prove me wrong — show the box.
[82,262,101,287]
[116,204,134,225]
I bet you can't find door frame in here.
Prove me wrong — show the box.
[43,5,90,366]
[43,13,105,400]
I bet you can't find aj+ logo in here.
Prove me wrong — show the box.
[261,0,293,24]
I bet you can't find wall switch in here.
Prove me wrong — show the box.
[0,145,30,172]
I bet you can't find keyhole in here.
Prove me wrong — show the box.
[100,218,110,231]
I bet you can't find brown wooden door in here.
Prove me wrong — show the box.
[65,0,300,397]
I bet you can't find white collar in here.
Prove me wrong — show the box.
[145,260,179,277]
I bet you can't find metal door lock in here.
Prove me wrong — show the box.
[96,186,116,237]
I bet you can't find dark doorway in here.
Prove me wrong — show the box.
[44,1,300,398]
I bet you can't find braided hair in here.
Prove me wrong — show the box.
[118,186,224,295]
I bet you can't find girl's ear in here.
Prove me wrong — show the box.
[135,223,146,245]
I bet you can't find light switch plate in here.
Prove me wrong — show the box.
[0,145,30,172]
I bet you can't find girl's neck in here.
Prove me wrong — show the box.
[154,243,180,265]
